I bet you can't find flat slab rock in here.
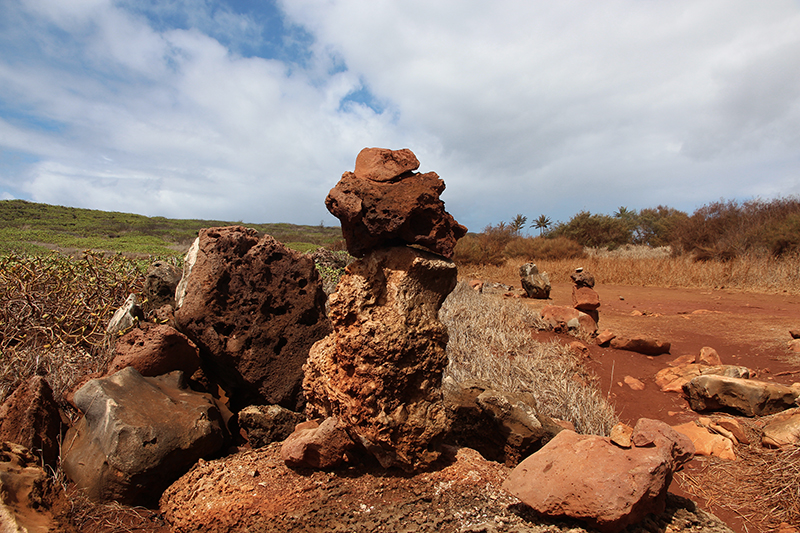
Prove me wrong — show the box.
[160,442,732,533]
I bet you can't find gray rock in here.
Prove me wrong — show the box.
[683,374,800,416]
[106,293,144,336]
[61,367,225,505]
[143,260,182,313]
[239,405,305,448]
[519,263,551,299]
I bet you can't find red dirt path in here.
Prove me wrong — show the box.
[521,281,800,533]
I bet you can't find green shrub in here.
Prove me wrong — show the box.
[550,211,632,248]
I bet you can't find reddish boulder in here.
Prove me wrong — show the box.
[325,149,467,258]
[354,147,420,182]
[175,226,331,410]
[540,305,597,335]
[698,346,722,365]
[304,246,457,472]
[572,285,600,311]
[610,336,671,355]
[280,417,355,469]
[0,376,62,468]
[683,374,800,416]
[504,418,694,532]
[108,322,200,378]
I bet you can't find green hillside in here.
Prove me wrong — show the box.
[0,199,342,256]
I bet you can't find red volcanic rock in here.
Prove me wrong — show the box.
[109,322,200,378]
[504,418,694,532]
[175,226,331,410]
[540,305,597,335]
[326,149,467,258]
[281,417,355,469]
[572,286,600,311]
[303,246,457,472]
[354,147,420,182]
[0,376,62,468]
[610,336,671,355]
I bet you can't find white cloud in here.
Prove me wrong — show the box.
[1,0,799,231]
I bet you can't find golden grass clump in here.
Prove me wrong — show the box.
[676,443,800,531]
[459,251,800,295]
[440,281,618,436]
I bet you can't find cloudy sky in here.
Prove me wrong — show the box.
[1,0,799,232]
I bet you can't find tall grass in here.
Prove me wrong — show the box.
[460,251,800,295]
[440,282,618,436]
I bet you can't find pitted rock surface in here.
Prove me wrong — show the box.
[0,376,61,469]
[354,147,420,182]
[109,322,200,378]
[303,246,457,472]
[325,148,466,258]
[174,226,330,410]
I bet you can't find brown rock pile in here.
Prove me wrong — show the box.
[296,148,464,472]
[325,147,467,258]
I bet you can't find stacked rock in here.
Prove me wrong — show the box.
[288,147,465,472]
[571,267,600,325]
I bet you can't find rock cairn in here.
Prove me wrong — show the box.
[295,147,464,472]
[570,267,600,325]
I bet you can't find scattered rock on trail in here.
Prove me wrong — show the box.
[174,226,331,411]
[108,322,200,378]
[610,336,671,356]
[761,407,800,447]
[540,305,597,335]
[325,147,467,258]
[672,421,736,460]
[655,363,752,393]
[683,374,800,417]
[238,404,305,448]
[519,262,551,299]
[303,246,457,472]
[61,367,226,505]
[698,346,723,365]
[503,418,695,532]
[0,375,62,469]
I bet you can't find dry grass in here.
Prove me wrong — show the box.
[459,252,800,295]
[676,443,800,532]
[440,281,618,436]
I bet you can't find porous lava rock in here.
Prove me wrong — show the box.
[280,417,355,469]
[61,367,225,505]
[174,226,331,410]
[108,322,200,378]
[238,404,306,448]
[0,442,66,533]
[354,147,420,182]
[540,305,597,335]
[0,376,62,469]
[503,418,695,532]
[325,148,467,258]
[303,246,457,472]
[143,260,182,313]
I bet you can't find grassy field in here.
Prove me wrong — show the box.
[0,199,343,256]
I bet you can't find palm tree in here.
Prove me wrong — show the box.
[510,214,528,235]
[532,214,551,236]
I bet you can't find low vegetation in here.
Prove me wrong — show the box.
[440,282,618,436]
[0,199,342,256]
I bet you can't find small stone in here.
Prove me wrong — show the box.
[624,376,645,391]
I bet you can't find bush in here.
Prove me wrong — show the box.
[453,224,515,265]
[503,236,585,260]
[550,211,632,248]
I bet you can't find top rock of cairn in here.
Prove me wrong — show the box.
[326,147,467,258]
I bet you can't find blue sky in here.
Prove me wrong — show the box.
[1,0,799,233]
